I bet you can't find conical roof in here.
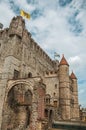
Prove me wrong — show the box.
[70,71,77,79]
[59,54,69,66]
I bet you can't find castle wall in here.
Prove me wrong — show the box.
[0,16,55,80]
[0,16,55,129]
[0,16,80,129]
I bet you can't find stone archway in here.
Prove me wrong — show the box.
[2,83,33,130]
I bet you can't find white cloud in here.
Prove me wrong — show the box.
[0,1,15,27]
[13,0,35,12]
[0,0,86,107]
[68,56,81,65]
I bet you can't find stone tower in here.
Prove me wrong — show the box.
[70,71,79,120]
[9,16,25,38]
[0,16,26,129]
[59,55,70,120]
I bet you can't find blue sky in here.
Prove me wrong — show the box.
[0,0,86,107]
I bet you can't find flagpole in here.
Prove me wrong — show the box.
[54,52,60,60]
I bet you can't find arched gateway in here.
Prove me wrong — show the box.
[2,81,33,130]
[1,78,45,130]
[1,78,46,130]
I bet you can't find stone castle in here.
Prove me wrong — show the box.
[0,16,79,130]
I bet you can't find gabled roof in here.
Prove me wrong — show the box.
[70,71,77,79]
[59,54,69,66]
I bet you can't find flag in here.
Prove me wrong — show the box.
[54,52,60,58]
[0,23,3,29]
[20,10,30,20]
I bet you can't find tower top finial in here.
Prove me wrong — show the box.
[59,54,69,66]
[62,54,64,57]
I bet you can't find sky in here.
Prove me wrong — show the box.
[0,0,86,107]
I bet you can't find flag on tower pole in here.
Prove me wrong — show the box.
[54,52,60,59]
[20,10,30,20]
[0,23,3,29]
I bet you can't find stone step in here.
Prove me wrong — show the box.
[49,128,58,130]
[49,128,63,130]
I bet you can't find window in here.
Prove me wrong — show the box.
[45,109,48,117]
[53,92,56,96]
[55,84,57,89]
[13,69,20,79]
[28,72,32,78]
[46,98,50,104]
[70,99,74,107]
[46,71,49,75]
[53,101,57,107]
[45,94,51,104]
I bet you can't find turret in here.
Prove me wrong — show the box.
[70,71,79,120]
[9,16,25,38]
[58,55,71,120]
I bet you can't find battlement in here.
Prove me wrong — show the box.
[11,16,56,66]
[45,70,58,77]
[0,28,9,37]
[0,16,58,67]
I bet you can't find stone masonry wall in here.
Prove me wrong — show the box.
[0,16,56,129]
[0,16,80,129]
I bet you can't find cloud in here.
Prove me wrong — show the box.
[68,56,81,67]
[13,0,35,12]
[0,0,86,107]
[0,1,15,27]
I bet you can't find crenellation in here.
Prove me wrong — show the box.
[28,37,54,66]
[0,30,4,36]
[45,70,58,78]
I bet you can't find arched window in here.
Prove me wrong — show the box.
[53,101,57,107]
[13,69,20,79]
[45,94,51,104]
[45,94,50,104]
[28,72,32,78]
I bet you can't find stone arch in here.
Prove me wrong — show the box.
[2,81,33,130]
[5,80,33,101]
